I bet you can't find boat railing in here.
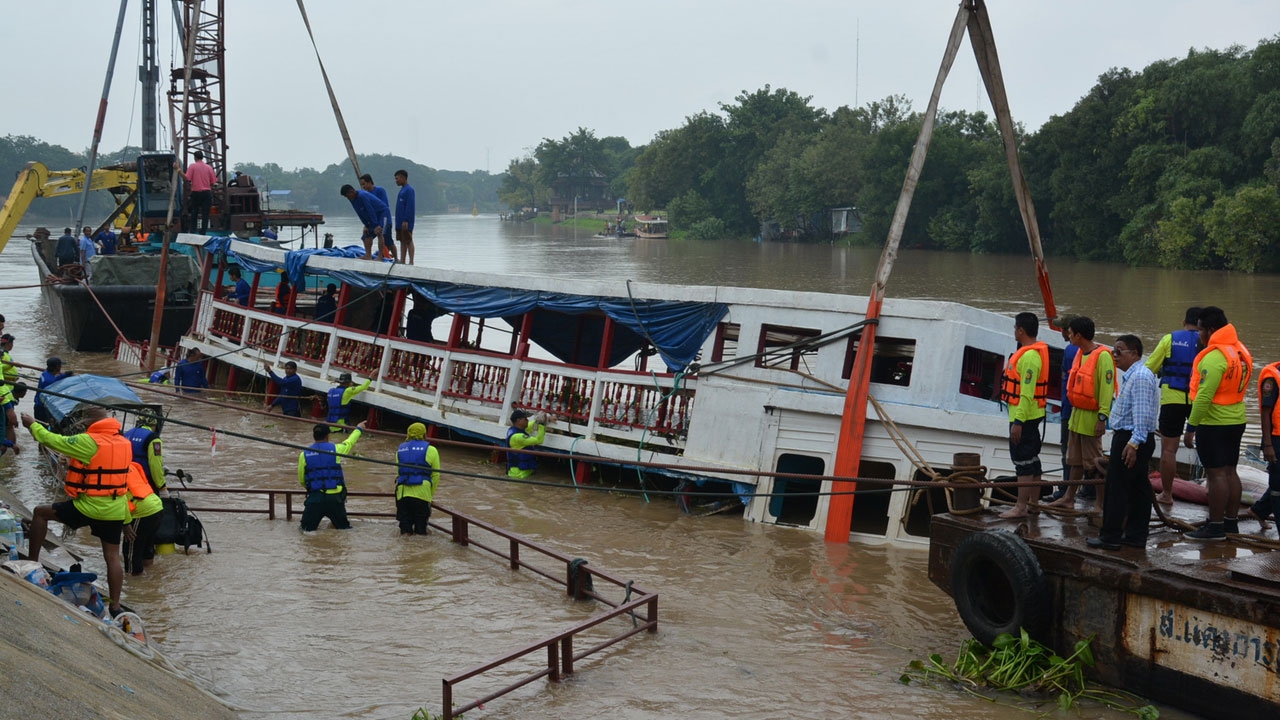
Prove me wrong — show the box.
[172,486,659,719]
[191,297,697,444]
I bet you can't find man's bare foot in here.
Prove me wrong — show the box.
[1156,494,1174,506]
[1047,495,1076,508]
[998,507,1028,519]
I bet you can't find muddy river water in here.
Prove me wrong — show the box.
[2,215,1259,718]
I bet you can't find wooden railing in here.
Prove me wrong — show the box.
[171,486,658,719]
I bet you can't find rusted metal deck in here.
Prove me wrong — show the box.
[930,510,1280,719]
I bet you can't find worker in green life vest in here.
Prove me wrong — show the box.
[327,372,370,431]
[506,409,555,479]
[395,422,440,535]
[298,421,366,531]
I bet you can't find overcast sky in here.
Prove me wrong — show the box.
[2,1,1276,174]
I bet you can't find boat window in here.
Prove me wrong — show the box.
[755,325,821,371]
[959,346,1004,401]
[712,322,740,362]
[770,454,825,527]
[850,460,896,536]
[841,335,916,386]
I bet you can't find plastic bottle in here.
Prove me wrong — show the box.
[8,529,21,561]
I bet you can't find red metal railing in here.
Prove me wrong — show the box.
[169,486,658,719]
[209,305,245,340]
[282,327,330,363]
[443,358,510,404]
[384,346,445,392]
[245,317,284,352]
[331,335,385,376]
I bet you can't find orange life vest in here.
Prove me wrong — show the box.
[63,418,133,498]
[125,462,155,514]
[1258,362,1280,436]
[999,341,1049,408]
[1189,324,1252,406]
[1066,344,1112,412]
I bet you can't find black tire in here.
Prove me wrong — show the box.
[949,529,1050,646]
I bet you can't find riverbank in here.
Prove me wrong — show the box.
[0,571,236,719]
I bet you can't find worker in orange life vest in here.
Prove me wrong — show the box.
[1049,316,1115,514]
[1245,360,1280,529]
[997,312,1049,518]
[1182,306,1252,541]
[22,405,132,617]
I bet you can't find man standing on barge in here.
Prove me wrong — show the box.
[1087,335,1159,550]
[1050,316,1114,513]
[1245,360,1280,529]
[1145,307,1202,506]
[998,312,1048,519]
[1183,307,1252,541]
[339,184,393,261]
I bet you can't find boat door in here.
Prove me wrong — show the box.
[754,410,836,530]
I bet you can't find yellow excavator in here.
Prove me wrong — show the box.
[0,161,139,255]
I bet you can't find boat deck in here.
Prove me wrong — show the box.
[929,504,1280,720]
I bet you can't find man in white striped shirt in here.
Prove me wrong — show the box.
[1088,335,1160,551]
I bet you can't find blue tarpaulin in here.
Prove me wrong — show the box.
[41,375,144,423]
[204,239,727,370]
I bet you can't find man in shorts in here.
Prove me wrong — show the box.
[23,406,132,616]
[1051,316,1115,514]
[1145,307,1201,505]
[1183,306,1252,541]
[998,312,1049,518]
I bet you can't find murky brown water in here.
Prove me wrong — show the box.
[2,217,1254,718]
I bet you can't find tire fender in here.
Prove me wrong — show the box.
[949,529,1050,646]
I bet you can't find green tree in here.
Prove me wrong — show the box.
[1205,182,1280,272]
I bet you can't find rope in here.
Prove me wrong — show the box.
[76,278,131,346]
[294,0,361,177]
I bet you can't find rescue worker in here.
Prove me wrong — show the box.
[23,406,132,616]
[34,356,72,425]
[0,334,19,453]
[998,312,1048,518]
[123,413,167,500]
[298,421,366,531]
[1050,316,1115,513]
[327,372,370,429]
[1245,360,1280,529]
[339,183,393,260]
[226,266,251,307]
[264,360,304,417]
[146,368,171,385]
[1144,307,1202,506]
[123,460,164,576]
[1182,306,1252,541]
[395,422,440,535]
[507,409,554,479]
[359,173,396,261]
[173,347,210,394]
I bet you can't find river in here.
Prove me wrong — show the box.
[3,214,1258,719]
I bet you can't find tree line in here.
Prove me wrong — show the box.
[0,136,503,224]
[502,36,1280,272]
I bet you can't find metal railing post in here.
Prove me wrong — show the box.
[509,539,519,570]
[547,643,560,682]
[268,491,275,520]
[647,596,659,632]
[442,680,452,720]
[561,636,573,676]
[452,515,468,546]
[285,492,293,520]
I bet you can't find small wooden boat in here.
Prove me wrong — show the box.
[633,215,669,239]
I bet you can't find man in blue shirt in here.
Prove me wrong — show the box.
[394,169,416,265]
[226,266,251,306]
[78,226,97,279]
[1087,335,1159,550]
[34,357,72,424]
[340,184,392,261]
[359,174,397,262]
[95,228,117,255]
[264,360,304,417]
[55,227,78,267]
[173,347,210,394]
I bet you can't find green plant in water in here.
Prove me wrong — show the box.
[900,629,1159,719]
[411,709,463,720]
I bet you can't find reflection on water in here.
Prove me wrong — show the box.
[0,219,1231,718]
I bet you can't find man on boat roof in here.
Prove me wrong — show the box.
[339,184,393,261]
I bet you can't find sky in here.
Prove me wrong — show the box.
[1,1,1276,174]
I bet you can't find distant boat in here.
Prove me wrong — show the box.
[633,215,669,239]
